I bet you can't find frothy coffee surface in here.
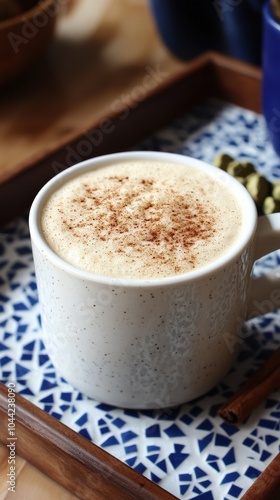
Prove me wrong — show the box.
[41,160,243,279]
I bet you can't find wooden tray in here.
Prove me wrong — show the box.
[0,383,176,499]
[0,53,267,499]
[0,51,261,226]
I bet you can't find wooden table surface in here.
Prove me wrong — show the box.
[0,442,78,499]
[0,0,184,498]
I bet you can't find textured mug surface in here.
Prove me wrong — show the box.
[29,151,258,409]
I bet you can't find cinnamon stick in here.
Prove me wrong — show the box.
[218,347,280,424]
[241,453,280,500]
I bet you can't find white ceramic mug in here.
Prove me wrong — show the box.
[29,152,280,409]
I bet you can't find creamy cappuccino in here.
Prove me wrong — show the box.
[41,160,243,279]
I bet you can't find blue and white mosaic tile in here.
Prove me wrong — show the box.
[0,98,280,500]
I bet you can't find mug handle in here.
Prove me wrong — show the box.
[248,213,280,318]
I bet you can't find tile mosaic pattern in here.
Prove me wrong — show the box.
[1,98,280,499]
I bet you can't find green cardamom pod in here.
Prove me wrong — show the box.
[213,153,233,171]
[263,196,280,214]
[272,182,280,202]
[233,176,247,186]
[227,161,255,178]
[246,173,271,206]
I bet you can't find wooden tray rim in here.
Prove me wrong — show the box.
[0,51,261,186]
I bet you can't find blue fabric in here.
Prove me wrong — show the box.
[150,0,266,65]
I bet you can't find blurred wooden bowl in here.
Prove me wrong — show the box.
[0,0,59,85]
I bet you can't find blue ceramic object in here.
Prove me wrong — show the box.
[262,1,280,156]
[149,0,264,65]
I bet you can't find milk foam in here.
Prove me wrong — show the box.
[41,160,243,279]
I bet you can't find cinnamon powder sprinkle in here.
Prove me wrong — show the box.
[41,161,243,279]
